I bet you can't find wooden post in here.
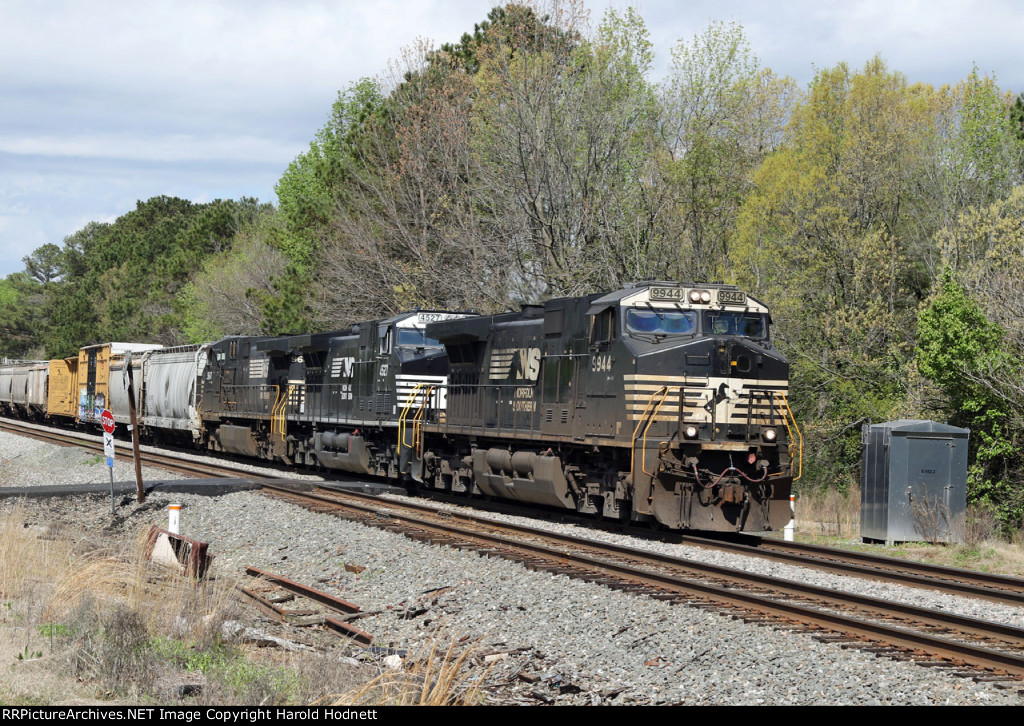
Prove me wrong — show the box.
[125,352,145,503]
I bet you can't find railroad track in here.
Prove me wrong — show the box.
[0,417,271,480]
[262,483,1024,686]
[378,477,1024,608]
[6,413,1024,606]
[7,413,1024,605]
[8,414,1024,684]
[675,533,1024,606]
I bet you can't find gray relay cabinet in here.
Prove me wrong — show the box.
[860,420,969,544]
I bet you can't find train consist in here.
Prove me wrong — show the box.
[0,281,800,532]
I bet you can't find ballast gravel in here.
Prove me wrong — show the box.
[2,430,1023,705]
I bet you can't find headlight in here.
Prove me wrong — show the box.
[700,290,712,303]
[688,290,702,303]
[683,425,699,439]
[762,428,777,442]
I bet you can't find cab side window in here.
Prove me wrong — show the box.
[591,309,615,346]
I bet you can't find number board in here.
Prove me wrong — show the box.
[649,287,684,301]
[717,289,747,305]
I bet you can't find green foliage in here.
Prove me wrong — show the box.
[176,207,289,340]
[1011,92,1024,141]
[0,273,45,358]
[15,645,42,661]
[276,78,384,266]
[250,263,315,335]
[917,273,1024,529]
[734,58,933,490]
[463,3,662,299]
[39,196,270,356]
[37,622,73,638]
[437,3,570,74]
[151,635,302,702]
[660,21,795,279]
[22,243,65,284]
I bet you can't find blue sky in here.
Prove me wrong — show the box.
[2,0,1022,278]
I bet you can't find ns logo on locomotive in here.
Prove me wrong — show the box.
[0,282,800,533]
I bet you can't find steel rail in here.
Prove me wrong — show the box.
[671,533,1024,605]
[315,482,1024,608]
[318,476,1024,607]
[0,417,271,480]
[306,485,1024,647]
[263,484,1024,679]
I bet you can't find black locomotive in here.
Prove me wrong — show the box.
[413,281,799,531]
[198,310,475,478]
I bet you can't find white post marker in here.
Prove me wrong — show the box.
[168,504,181,535]
[784,493,796,542]
[101,409,116,515]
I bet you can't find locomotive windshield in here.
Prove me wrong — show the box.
[702,311,768,339]
[625,309,697,335]
[397,328,441,347]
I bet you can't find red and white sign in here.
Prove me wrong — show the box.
[100,409,115,434]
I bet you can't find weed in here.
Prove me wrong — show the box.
[910,489,953,543]
[38,623,73,638]
[325,637,491,706]
[16,645,43,661]
[151,635,234,674]
[0,694,51,707]
[208,660,302,704]
[962,502,1000,546]
[37,622,74,653]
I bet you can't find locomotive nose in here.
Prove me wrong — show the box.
[713,338,758,376]
[712,339,733,376]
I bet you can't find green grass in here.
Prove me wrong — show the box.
[0,694,52,707]
[150,635,303,703]
[38,623,73,638]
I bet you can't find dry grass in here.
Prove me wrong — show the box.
[45,527,241,647]
[0,501,69,603]
[795,485,862,539]
[0,505,378,705]
[323,637,491,706]
[791,486,1024,575]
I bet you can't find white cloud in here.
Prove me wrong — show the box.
[0,133,302,164]
[2,0,1023,280]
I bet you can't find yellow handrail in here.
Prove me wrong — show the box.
[282,385,294,441]
[397,383,424,454]
[630,385,669,491]
[412,386,435,457]
[641,389,674,477]
[270,385,291,442]
[268,385,281,437]
[778,392,803,482]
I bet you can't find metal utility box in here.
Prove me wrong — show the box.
[861,420,969,544]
